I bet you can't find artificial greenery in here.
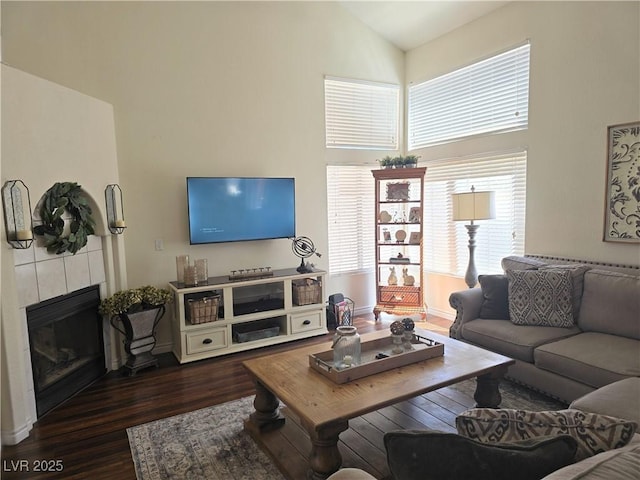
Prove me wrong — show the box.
[33,182,96,255]
[378,155,420,168]
[99,285,172,317]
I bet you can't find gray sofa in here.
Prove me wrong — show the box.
[448,255,640,403]
[327,370,640,480]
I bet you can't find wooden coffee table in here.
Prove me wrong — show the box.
[243,329,514,479]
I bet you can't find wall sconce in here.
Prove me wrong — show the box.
[452,186,495,288]
[105,184,127,234]
[2,180,34,249]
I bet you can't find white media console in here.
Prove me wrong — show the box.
[169,268,327,363]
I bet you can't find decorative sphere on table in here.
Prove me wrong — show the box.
[390,320,404,336]
[401,318,415,332]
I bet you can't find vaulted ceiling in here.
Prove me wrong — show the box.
[339,1,509,51]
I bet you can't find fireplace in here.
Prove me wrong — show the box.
[26,285,106,417]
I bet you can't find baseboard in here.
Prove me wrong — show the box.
[356,304,454,321]
[427,306,455,321]
[1,421,33,446]
[153,341,173,354]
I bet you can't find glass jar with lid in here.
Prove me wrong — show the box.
[332,326,361,369]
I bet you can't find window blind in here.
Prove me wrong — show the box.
[423,151,527,276]
[408,43,530,149]
[325,76,400,150]
[326,165,376,274]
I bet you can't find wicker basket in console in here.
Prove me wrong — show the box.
[292,279,322,306]
[187,295,220,324]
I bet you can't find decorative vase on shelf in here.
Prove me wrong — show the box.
[176,255,189,283]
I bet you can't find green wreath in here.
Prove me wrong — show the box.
[34,182,96,255]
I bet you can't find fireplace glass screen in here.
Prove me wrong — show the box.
[27,285,106,417]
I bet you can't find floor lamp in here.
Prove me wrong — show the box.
[452,186,495,288]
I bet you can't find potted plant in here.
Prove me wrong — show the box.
[99,286,172,376]
[402,155,420,168]
[392,156,405,168]
[378,155,394,169]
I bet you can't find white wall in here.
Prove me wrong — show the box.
[1,1,404,345]
[1,65,123,443]
[406,1,640,315]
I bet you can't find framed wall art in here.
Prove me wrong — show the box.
[603,121,640,243]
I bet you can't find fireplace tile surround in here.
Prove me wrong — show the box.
[14,235,106,307]
[11,234,112,424]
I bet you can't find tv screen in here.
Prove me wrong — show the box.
[187,177,296,244]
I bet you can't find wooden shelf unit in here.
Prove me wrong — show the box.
[169,268,327,363]
[372,167,427,320]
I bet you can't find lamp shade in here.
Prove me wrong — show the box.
[452,190,495,221]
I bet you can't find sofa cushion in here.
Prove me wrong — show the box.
[507,269,575,327]
[543,440,640,480]
[534,332,640,388]
[478,274,510,319]
[462,319,580,363]
[384,429,577,480]
[326,468,377,480]
[501,255,547,271]
[539,264,590,318]
[569,378,640,425]
[578,270,640,340]
[456,408,637,461]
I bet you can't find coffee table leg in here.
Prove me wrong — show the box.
[246,380,285,432]
[305,420,349,480]
[474,370,505,408]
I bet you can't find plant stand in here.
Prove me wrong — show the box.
[110,306,165,376]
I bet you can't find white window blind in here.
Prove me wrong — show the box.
[423,151,527,276]
[325,77,399,150]
[408,43,530,149]
[326,165,376,274]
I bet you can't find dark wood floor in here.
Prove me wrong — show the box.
[1,315,453,480]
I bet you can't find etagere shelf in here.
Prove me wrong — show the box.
[372,167,427,320]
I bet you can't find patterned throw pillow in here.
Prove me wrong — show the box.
[507,269,574,327]
[539,264,591,318]
[456,408,638,461]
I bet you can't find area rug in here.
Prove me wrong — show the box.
[128,380,566,480]
[127,396,285,480]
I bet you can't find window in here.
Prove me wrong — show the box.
[423,151,527,276]
[325,76,399,150]
[408,43,530,149]
[326,165,376,274]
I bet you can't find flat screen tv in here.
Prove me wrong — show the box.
[187,177,296,244]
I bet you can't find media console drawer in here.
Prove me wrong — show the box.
[290,311,323,334]
[186,328,228,355]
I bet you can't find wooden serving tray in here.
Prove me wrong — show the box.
[309,333,444,384]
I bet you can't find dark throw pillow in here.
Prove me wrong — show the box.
[478,274,510,319]
[383,430,577,480]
